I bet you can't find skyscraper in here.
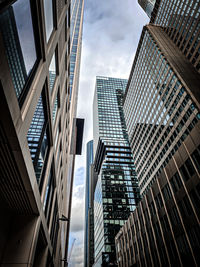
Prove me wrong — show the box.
[138,0,156,18]
[115,4,200,264]
[139,0,200,73]
[0,0,84,266]
[84,140,94,267]
[124,24,200,196]
[93,76,140,266]
[70,0,84,115]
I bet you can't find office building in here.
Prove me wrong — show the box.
[138,0,156,18]
[124,24,200,196]
[139,0,200,73]
[70,0,84,115]
[84,140,94,267]
[0,0,84,266]
[115,141,200,266]
[88,164,98,267]
[93,77,140,266]
[116,14,200,267]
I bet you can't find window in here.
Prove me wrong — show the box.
[49,53,56,92]
[27,89,50,187]
[44,168,55,226]
[0,0,39,102]
[191,148,200,171]
[50,198,59,255]
[170,172,183,193]
[52,89,60,123]
[43,0,54,42]
[185,158,196,177]
[180,164,189,181]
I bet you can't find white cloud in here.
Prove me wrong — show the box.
[70,1,149,266]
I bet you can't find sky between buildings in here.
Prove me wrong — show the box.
[69,1,149,266]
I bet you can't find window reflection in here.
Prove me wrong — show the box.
[52,90,59,123]
[49,53,56,92]
[0,0,37,99]
[43,0,54,42]
[27,92,49,185]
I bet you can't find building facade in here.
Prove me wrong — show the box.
[0,0,84,266]
[84,140,94,267]
[139,0,200,73]
[115,139,200,266]
[116,1,200,265]
[124,24,200,196]
[93,77,140,266]
[138,0,156,18]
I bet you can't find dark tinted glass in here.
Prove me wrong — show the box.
[0,0,37,99]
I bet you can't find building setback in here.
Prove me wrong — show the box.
[93,77,140,266]
[0,0,84,266]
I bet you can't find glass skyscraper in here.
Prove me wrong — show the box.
[92,77,140,266]
[70,0,84,113]
[84,140,94,267]
[138,0,156,18]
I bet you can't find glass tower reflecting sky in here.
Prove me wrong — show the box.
[92,77,140,266]
[84,140,94,267]
[70,0,84,110]
[138,0,156,17]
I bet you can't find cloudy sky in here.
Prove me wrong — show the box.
[69,1,149,266]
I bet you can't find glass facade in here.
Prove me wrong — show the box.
[49,53,56,93]
[93,77,140,266]
[27,90,49,187]
[84,140,94,267]
[70,0,84,103]
[124,25,200,196]
[0,0,38,101]
[43,0,54,42]
[138,0,156,17]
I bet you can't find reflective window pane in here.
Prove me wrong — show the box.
[0,0,37,99]
[52,91,59,123]
[43,0,54,42]
[49,53,56,92]
[27,93,49,184]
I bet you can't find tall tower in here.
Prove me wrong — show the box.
[139,0,200,74]
[84,140,94,267]
[92,76,140,266]
[138,0,156,17]
[0,0,84,266]
[116,22,200,266]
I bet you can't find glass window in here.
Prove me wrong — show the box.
[43,168,55,224]
[191,149,200,171]
[52,89,59,123]
[0,0,38,100]
[49,53,56,92]
[27,90,49,186]
[43,0,54,42]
